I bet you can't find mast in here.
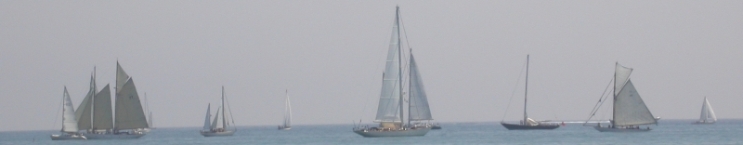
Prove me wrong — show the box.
[612,62,617,127]
[91,66,96,131]
[407,49,412,126]
[221,86,226,129]
[395,6,404,127]
[524,55,529,124]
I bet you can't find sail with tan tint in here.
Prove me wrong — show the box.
[114,78,149,130]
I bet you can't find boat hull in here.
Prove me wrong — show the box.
[692,121,715,124]
[201,131,235,137]
[50,134,87,140]
[430,125,441,130]
[501,122,559,130]
[84,133,145,139]
[353,128,430,137]
[278,126,291,130]
[594,126,651,132]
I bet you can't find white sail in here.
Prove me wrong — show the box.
[613,80,656,126]
[75,75,96,130]
[93,85,114,130]
[116,62,129,93]
[284,90,292,127]
[114,78,149,130]
[374,7,402,123]
[62,87,79,132]
[408,54,433,121]
[699,97,717,123]
[614,63,633,95]
[203,104,211,131]
[211,107,221,129]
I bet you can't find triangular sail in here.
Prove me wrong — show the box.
[408,54,433,121]
[211,107,221,129]
[114,78,149,129]
[75,75,96,130]
[62,87,79,132]
[284,90,292,127]
[374,7,402,123]
[699,97,717,122]
[614,63,633,95]
[613,80,656,126]
[93,85,114,130]
[203,104,211,131]
[116,62,129,93]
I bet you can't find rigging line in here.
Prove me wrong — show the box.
[501,60,527,122]
[583,78,613,126]
[52,92,64,130]
[399,10,413,51]
[224,90,236,130]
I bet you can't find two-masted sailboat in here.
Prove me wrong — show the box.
[201,86,236,137]
[591,63,657,132]
[501,55,560,130]
[51,87,87,140]
[74,63,150,139]
[693,97,717,124]
[278,90,292,130]
[353,6,434,137]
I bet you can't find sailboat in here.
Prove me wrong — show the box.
[353,6,433,137]
[75,63,149,139]
[278,90,292,130]
[136,93,154,133]
[201,86,236,137]
[592,63,657,132]
[501,55,560,130]
[51,86,87,140]
[693,97,717,124]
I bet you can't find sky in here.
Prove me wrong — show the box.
[1,1,742,131]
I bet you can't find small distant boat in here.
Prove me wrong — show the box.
[51,87,87,140]
[201,86,236,137]
[501,55,560,130]
[693,97,716,124]
[592,63,657,132]
[353,6,433,137]
[278,90,292,130]
[430,123,442,130]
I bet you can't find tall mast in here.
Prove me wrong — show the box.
[221,86,226,129]
[524,55,529,124]
[395,6,404,126]
[612,62,617,127]
[407,49,412,126]
[90,66,96,130]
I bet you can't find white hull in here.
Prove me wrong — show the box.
[84,133,145,139]
[201,131,235,137]
[594,126,651,132]
[353,128,430,137]
[693,121,715,124]
[50,133,87,140]
[279,126,291,130]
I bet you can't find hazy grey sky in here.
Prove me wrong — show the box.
[1,1,742,131]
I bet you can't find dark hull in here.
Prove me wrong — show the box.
[431,126,441,130]
[501,122,559,130]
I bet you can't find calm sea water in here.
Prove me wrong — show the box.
[2,119,742,145]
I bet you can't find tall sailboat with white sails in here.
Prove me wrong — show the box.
[589,63,657,132]
[75,63,150,139]
[201,86,236,137]
[51,86,87,140]
[278,90,292,130]
[353,6,434,137]
[501,55,560,130]
[694,97,717,124]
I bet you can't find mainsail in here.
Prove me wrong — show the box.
[75,75,96,130]
[211,107,221,129]
[93,85,114,130]
[699,97,717,123]
[374,7,402,123]
[408,54,432,121]
[62,87,78,132]
[284,90,292,127]
[613,79,656,125]
[114,78,149,130]
[202,104,211,131]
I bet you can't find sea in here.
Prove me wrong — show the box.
[2,119,742,145]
